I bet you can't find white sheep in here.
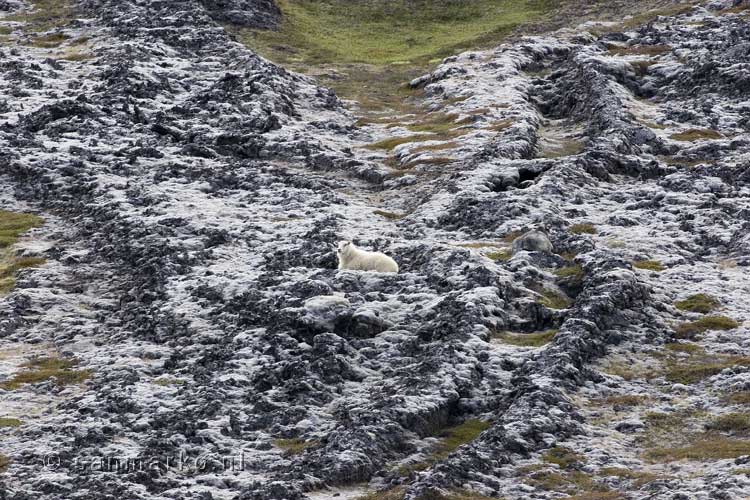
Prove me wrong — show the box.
[336,241,399,273]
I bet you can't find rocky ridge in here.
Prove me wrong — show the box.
[0,1,749,499]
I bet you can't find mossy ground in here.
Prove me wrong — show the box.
[0,417,21,428]
[494,329,557,347]
[273,438,318,456]
[0,210,45,295]
[632,260,665,272]
[569,223,597,235]
[674,293,720,314]
[236,0,557,66]
[397,419,491,475]
[670,128,723,142]
[0,356,91,390]
[486,249,512,261]
[674,315,740,340]
[230,0,558,117]
[0,454,9,473]
[537,289,572,310]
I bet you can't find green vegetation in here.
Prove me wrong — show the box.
[414,489,499,500]
[538,136,585,159]
[399,419,491,475]
[608,44,671,56]
[29,32,69,48]
[373,209,406,220]
[0,417,21,428]
[486,249,512,261]
[0,210,43,248]
[632,260,665,272]
[705,413,750,433]
[0,356,91,390]
[727,392,750,405]
[411,141,460,154]
[664,342,704,355]
[0,454,9,473]
[597,395,650,407]
[0,210,45,294]
[273,438,318,456]
[664,353,750,384]
[568,223,597,235]
[366,134,436,150]
[598,467,658,487]
[152,378,185,387]
[538,289,572,310]
[237,0,557,66]
[645,436,750,462]
[524,470,613,496]
[434,419,491,459]
[542,446,584,469]
[6,0,75,33]
[356,487,406,500]
[670,128,723,142]
[495,329,557,347]
[674,315,740,340]
[674,293,720,314]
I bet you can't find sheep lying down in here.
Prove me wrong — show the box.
[336,241,399,273]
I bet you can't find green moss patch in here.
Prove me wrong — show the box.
[238,0,556,66]
[494,329,557,347]
[632,260,665,272]
[705,413,750,433]
[373,209,406,220]
[645,435,750,462]
[414,489,498,500]
[434,419,491,459]
[273,437,318,456]
[596,395,650,407]
[726,392,750,405]
[675,293,720,314]
[0,417,21,428]
[0,356,91,390]
[538,289,572,310]
[664,353,750,384]
[365,134,436,150]
[542,446,585,469]
[356,487,406,500]
[568,223,597,235]
[670,128,723,141]
[598,467,658,487]
[486,249,512,261]
[608,44,671,56]
[0,454,9,473]
[6,0,74,33]
[0,210,43,247]
[674,315,740,340]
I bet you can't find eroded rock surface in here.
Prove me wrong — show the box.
[1,1,750,500]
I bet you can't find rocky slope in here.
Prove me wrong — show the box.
[1,1,750,499]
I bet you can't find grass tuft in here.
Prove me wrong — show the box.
[670,129,723,142]
[0,356,90,390]
[0,417,22,428]
[273,438,318,456]
[486,249,512,261]
[632,260,665,272]
[542,446,585,469]
[705,413,750,434]
[495,329,557,347]
[674,315,740,340]
[645,435,750,462]
[674,293,720,314]
[538,289,572,310]
[569,223,597,235]
[608,44,671,56]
